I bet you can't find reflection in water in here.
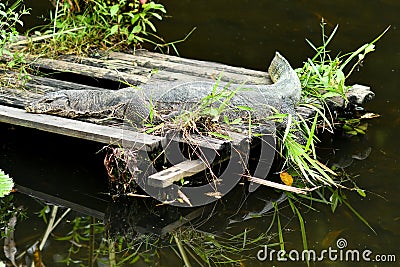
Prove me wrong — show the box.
[1,185,286,266]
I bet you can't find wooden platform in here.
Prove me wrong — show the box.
[0,50,266,188]
[0,50,373,191]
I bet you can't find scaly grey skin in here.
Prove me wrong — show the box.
[25,52,301,128]
[25,88,150,125]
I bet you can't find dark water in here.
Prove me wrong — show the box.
[2,0,400,266]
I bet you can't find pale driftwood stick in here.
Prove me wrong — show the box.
[246,176,308,194]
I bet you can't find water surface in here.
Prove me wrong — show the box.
[2,0,400,266]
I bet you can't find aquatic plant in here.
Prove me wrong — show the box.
[0,169,13,198]
[271,21,389,190]
[0,0,29,56]
[250,22,389,264]
[26,0,170,56]
[0,195,16,237]
[0,0,30,83]
[296,21,389,107]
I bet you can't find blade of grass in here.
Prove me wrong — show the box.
[311,24,339,62]
[288,197,310,267]
[273,202,285,253]
[304,113,319,157]
[339,26,390,72]
[174,233,192,267]
[342,198,376,234]
[281,113,292,146]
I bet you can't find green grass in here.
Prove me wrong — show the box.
[260,22,388,262]
[26,0,169,56]
[0,0,31,85]
[1,16,386,265]
[0,169,13,198]
[144,77,252,140]
[267,21,389,190]
[0,0,29,56]
[296,20,389,107]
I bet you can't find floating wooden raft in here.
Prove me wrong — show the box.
[0,50,374,189]
[0,50,272,187]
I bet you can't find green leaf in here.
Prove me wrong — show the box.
[364,43,375,54]
[357,123,368,131]
[117,14,123,23]
[230,118,242,125]
[223,115,230,124]
[236,105,253,111]
[131,25,142,34]
[154,4,167,13]
[130,14,140,25]
[330,189,340,213]
[356,188,366,197]
[0,170,13,197]
[321,91,342,99]
[109,25,119,35]
[151,13,163,20]
[354,128,366,135]
[208,108,219,118]
[334,69,345,82]
[342,124,353,131]
[274,202,285,253]
[145,20,157,32]
[288,198,309,266]
[110,4,119,17]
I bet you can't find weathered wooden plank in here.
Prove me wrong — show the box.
[132,50,271,79]
[147,159,207,188]
[27,73,107,91]
[2,71,107,93]
[31,57,149,85]
[58,53,270,85]
[58,55,216,83]
[0,105,163,151]
[0,87,40,107]
[109,51,271,84]
[167,131,227,151]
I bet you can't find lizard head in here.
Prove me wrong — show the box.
[25,91,70,115]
